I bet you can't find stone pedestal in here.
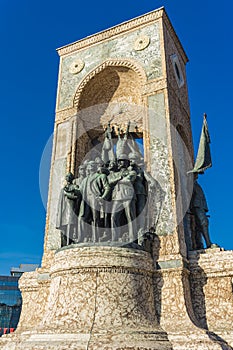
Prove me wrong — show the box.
[1,246,233,349]
[0,246,172,350]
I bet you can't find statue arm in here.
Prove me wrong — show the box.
[123,121,130,140]
[95,176,111,201]
[121,169,137,183]
[107,122,112,139]
[63,184,80,200]
[101,176,112,200]
[108,173,122,186]
[117,126,121,140]
[64,191,78,200]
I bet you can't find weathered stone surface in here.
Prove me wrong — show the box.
[42,7,192,264]
[57,22,162,111]
[2,7,233,350]
[15,269,50,332]
[189,248,233,344]
[0,246,172,350]
[1,246,233,349]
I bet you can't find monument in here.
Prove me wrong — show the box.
[1,7,233,350]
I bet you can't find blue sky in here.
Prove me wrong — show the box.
[0,0,232,275]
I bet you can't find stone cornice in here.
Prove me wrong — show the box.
[57,7,188,63]
[57,8,164,56]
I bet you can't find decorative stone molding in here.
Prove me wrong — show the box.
[53,245,153,271]
[57,8,188,65]
[57,8,164,56]
[134,35,150,51]
[73,58,147,108]
[69,58,85,74]
[51,266,154,278]
[55,107,77,123]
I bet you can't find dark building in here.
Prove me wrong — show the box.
[0,264,39,336]
[10,264,39,277]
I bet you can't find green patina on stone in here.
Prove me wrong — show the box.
[58,22,162,110]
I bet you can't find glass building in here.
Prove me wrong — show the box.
[0,276,22,335]
[0,264,39,336]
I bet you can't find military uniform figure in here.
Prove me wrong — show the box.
[128,152,147,242]
[56,173,80,246]
[190,180,213,249]
[73,164,86,187]
[79,162,111,242]
[111,154,137,242]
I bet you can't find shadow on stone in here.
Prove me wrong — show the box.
[189,249,233,350]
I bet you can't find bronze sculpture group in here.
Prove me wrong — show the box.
[56,122,160,247]
[56,121,217,250]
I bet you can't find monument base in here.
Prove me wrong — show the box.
[0,246,232,349]
[0,246,172,350]
[0,331,172,350]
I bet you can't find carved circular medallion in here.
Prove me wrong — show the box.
[69,59,85,74]
[134,35,150,51]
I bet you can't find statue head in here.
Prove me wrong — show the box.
[117,154,129,169]
[65,172,74,183]
[117,153,128,160]
[78,165,86,177]
[108,160,117,171]
[128,152,140,166]
[83,159,89,166]
[95,156,104,167]
[86,161,97,175]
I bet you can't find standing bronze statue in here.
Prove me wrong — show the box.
[72,165,86,243]
[190,176,218,249]
[187,114,219,250]
[127,152,164,243]
[111,154,137,242]
[78,161,111,242]
[128,152,147,240]
[73,164,86,187]
[115,122,130,159]
[102,122,115,164]
[56,172,80,246]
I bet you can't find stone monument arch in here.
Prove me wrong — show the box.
[73,58,147,108]
[72,58,147,170]
[1,7,233,350]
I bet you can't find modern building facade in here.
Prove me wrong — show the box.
[0,264,39,336]
[0,276,22,336]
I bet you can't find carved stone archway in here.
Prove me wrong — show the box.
[72,58,147,168]
[73,58,147,109]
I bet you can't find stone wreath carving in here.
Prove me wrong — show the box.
[134,35,150,51]
[69,59,85,74]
